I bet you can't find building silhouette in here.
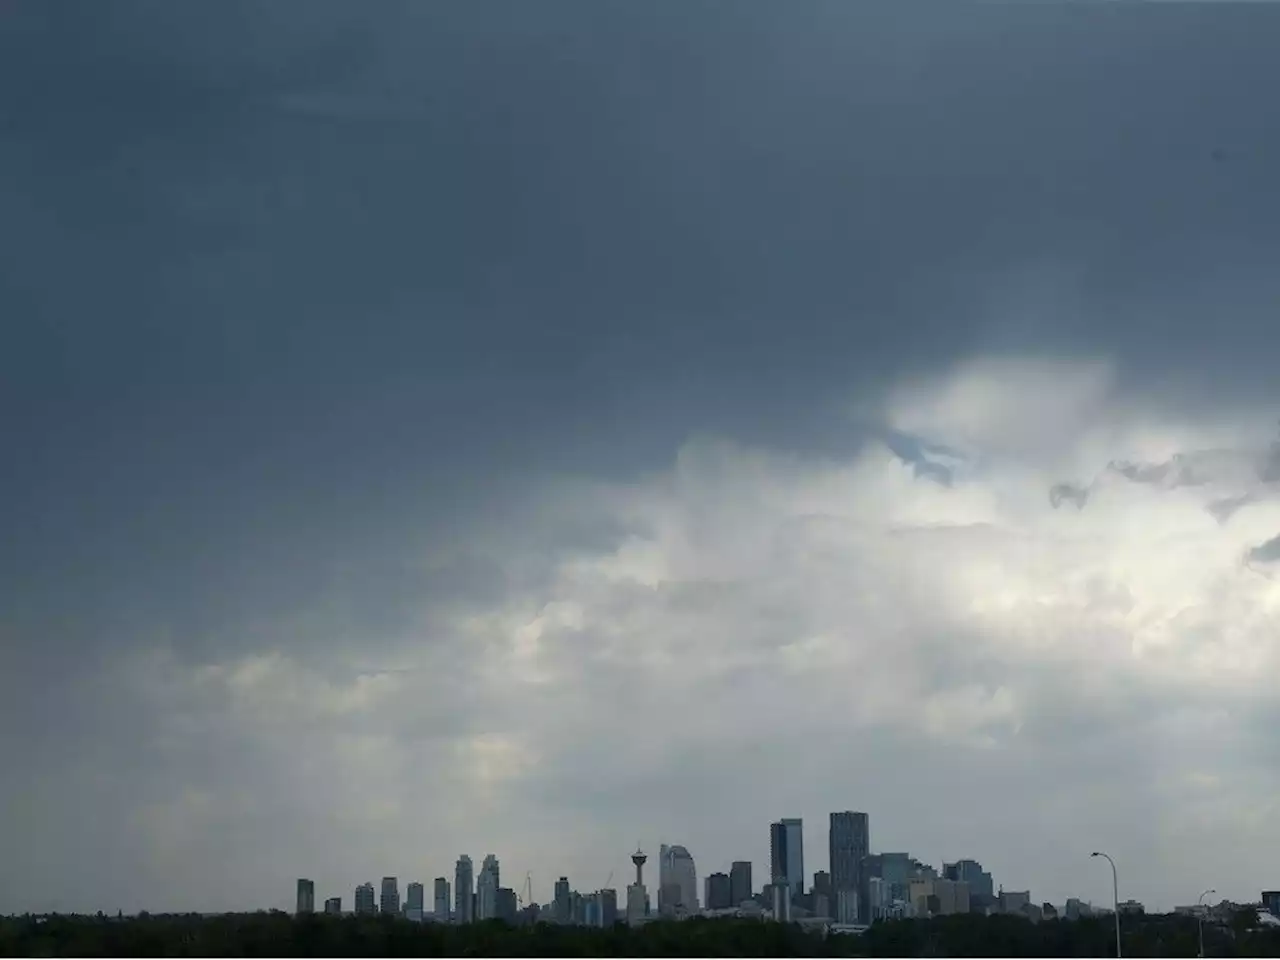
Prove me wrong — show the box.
[295,879,314,916]
[730,861,753,907]
[405,882,424,921]
[379,877,400,915]
[433,878,451,922]
[830,811,870,923]
[705,871,732,910]
[454,856,474,924]
[354,883,376,915]
[476,855,500,920]
[770,818,804,900]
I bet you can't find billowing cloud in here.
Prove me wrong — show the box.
[12,358,1277,915]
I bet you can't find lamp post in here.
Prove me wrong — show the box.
[1197,888,1216,958]
[1091,852,1121,958]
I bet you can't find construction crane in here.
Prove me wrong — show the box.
[602,870,613,891]
[518,872,533,908]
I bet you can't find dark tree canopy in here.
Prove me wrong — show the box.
[1,911,1277,957]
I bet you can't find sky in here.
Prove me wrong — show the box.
[3,0,1280,917]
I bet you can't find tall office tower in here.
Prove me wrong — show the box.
[380,877,400,915]
[495,887,517,924]
[296,878,315,915]
[476,854,500,920]
[323,897,341,915]
[829,811,870,923]
[553,876,571,924]
[433,877,451,921]
[705,872,732,910]
[454,856,474,923]
[599,888,618,927]
[729,861,753,907]
[943,860,994,902]
[355,883,376,915]
[769,818,805,899]
[406,882,425,920]
[659,844,698,912]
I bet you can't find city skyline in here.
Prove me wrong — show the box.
[278,808,1258,922]
[6,0,1280,922]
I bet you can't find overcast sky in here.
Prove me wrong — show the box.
[4,0,1280,917]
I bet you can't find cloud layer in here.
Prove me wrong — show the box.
[11,358,1277,915]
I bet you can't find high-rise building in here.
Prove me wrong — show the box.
[433,877,451,922]
[769,818,804,899]
[406,882,425,921]
[943,860,993,905]
[599,888,618,927]
[829,811,870,923]
[705,872,732,910]
[865,851,918,911]
[455,856,474,923]
[730,861,753,906]
[296,878,315,915]
[355,883,376,915]
[380,877,400,915]
[1263,891,1280,917]
[554,877,571,924]
[496,887,518,924]
[658,844,698,913]
[476,855,500,920]
[323,897,342,915]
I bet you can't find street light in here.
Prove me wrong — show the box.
[1197,888,1216,958]
[1091,852,1122,959]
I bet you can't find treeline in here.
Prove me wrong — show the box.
[2,910,1278,957]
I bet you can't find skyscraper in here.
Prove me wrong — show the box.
[455,856,474,923]
[323,897,342,915]
[829,811,870,922]
[769,818,804,899]
[658,844,698,913]
[476,854,500,920]
[943,860,993,902]
[406,882,425,921]
[554,876,571,924]
[729,861,753,907]
[433,877,451,922]
[496,887,518,924]
[380,877,400,915]
[354,883,376,915]
[705,872,732,910]
[296,878,315,915]
[599,888,618,927]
